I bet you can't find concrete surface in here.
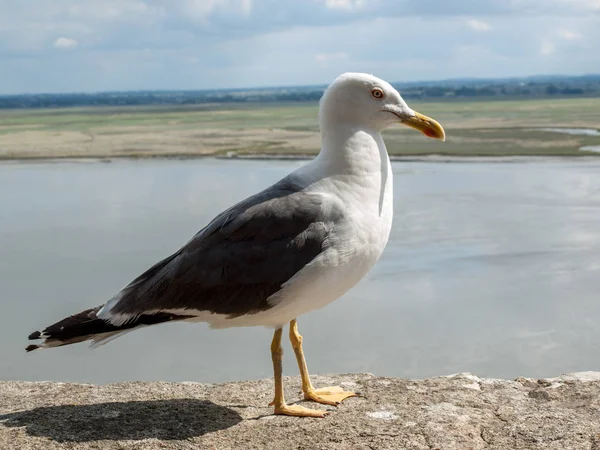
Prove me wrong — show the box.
[2,372,600,449]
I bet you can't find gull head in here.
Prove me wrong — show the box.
[319,72,445,141]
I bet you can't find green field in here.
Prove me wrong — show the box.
[1,98,599,159]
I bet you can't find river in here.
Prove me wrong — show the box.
[1,158,599,384]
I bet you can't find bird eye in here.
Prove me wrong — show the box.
[371,88,384,100]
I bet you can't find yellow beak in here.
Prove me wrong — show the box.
[402,111,446,141]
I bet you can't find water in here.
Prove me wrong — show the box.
[2,158,600,384]
[580,146,600,154]
[536,128,600,154]
[540,127,600,137]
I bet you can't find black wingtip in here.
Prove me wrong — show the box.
[25,344,40,352]
[28,331,41,340]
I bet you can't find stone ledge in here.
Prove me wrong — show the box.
[1,372,600,450]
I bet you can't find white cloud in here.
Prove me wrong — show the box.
[324,0,365,10]
[0,1,599,93]
[454,44,494,63]
[183,0,225,18]
[553,0,600,11]
[559,29,583,40]
[240,0,252,14]
[466,19,492,31]
[67,1,154,20]
[182,0,253,21]
[53,37,78,49]
[315,52,348,63]
[540,40,555,56]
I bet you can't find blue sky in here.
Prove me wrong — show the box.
[1,0,599,94]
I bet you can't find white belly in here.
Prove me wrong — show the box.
[204,233,389,329]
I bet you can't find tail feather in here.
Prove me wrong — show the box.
[26,305,194,352]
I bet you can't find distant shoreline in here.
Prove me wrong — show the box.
[2,152,600,165]
[2,73,600,109]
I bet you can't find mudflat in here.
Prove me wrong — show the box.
[1,98,600,159]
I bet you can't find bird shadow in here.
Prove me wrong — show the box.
[0,398,242,442]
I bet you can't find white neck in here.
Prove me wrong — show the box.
[313,121,388,177]
[293,120,393,218]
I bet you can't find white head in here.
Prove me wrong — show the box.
[319,72,445,140]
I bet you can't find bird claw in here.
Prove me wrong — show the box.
[273,403,329,418]
[304,386,356,406]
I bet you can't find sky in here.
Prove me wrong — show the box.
[0,0,599,94]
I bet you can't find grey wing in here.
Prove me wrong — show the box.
[101,177,344,322]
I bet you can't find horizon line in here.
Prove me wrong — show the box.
[2,72,599,97]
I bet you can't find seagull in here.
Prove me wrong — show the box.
[26,73,445,418]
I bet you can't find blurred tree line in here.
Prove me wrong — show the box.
[1,75,598,109]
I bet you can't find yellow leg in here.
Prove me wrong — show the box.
[289,319,356,406]
[270,327,328,418]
